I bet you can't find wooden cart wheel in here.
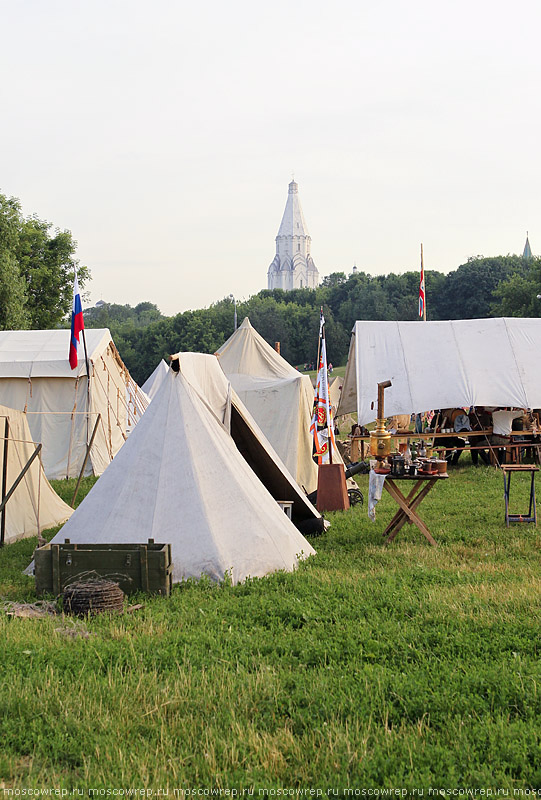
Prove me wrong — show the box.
[348,488,364,506]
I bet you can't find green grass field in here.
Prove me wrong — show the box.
[1,465,540,791]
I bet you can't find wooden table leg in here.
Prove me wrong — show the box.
[383,478,439,546]
[384,479,423,535]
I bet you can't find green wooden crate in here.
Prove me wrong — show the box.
[34,539,173,597]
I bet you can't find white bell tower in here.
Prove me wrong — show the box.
[267,180,320,291]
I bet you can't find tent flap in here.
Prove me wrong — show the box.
[0,405,72,543]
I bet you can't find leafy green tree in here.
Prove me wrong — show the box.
[0,194,28,329]
[84,301,164,332]
[17,217,89,329]
[432,256,529,320]
[0,191,89,330]
[321,272,348,288]
[492,257,541,317]
[0,250,28,329]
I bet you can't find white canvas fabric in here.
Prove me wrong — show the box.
[44,365,316,584]
[168,353,320,524]
[0,404,72,543]
[0,329,147,479]
[329,376,343,415]
[337,318,541,426]
[141,360,169,401]
[216,318,320,492]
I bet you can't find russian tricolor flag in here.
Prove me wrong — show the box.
[69,272,84,370]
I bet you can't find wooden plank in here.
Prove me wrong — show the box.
[0,418,9,546]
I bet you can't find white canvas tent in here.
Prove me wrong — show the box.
[338,318,541,426]
[329,376,343,415]
[0,404,72,544]
[216,318,324,492]
[0,329,148,480]
[41,357,316,584]
[171,352,322,528]
[141,360,169,401]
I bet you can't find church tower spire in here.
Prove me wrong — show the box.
[267,180,320,291]
[523,232,533,259]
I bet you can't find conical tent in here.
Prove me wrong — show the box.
[216,318,320,493]
[169,352,321,528]
[329,376,343,415]
[43,362,316,584]
[0,405,72,544]
[141,360,169,401]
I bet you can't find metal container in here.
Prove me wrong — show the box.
[391,454,406,477]
[370,423,392,459]
[369,379,393,461]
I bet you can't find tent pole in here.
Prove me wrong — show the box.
[71,414,101,507]
[82,328,91,446]
[421,243,426,322]
[0,418,9,547]
[322,319,333,465]
[0,444,42,543]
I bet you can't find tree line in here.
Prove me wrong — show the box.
[85,255,541,385]
[2,189,540,386]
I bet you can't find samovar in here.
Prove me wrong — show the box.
[369,379,392,461]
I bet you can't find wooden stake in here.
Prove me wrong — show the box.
[0,418,9,547]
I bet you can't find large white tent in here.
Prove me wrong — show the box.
[41,357,316,584]
[338,318,541,426]
[0,329,148,479]
[0,404,72,544]
[215,318,321,493]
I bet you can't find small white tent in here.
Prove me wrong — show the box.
[0,405,72,544]
[43,359,316,584]
[141,360,169,401]
[329,376,344,416]
[338,318,541,426]
[216,318,321,493]
[0,329,148,479]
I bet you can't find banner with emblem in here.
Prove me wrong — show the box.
[310,311,335,465]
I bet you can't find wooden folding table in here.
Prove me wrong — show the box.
[382,473,449,546]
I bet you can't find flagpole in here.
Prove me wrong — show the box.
[321,317,333,465]
[81,303,91,445]
[310,307,334,467]
[315,306,323,375]
[421,243,426,322]
[73,269,91,441]
[82,327,90,380]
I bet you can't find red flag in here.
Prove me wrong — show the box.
[69,273,84,370]
[418,245,426,320]
[310,311,335,464]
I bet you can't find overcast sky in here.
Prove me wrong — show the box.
[1,0,539,315]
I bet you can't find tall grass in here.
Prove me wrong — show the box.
[0,464,540,790]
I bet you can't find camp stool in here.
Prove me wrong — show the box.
[502,465,538,527]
